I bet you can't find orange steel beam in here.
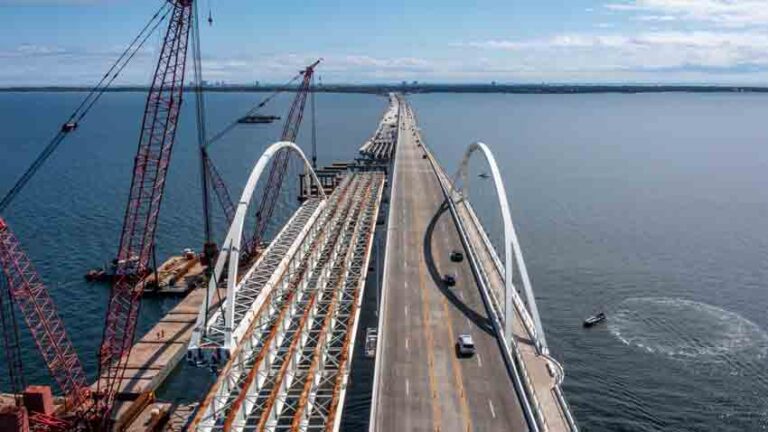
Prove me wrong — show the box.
[253,285,319,431]
[191,177,356,431]
[323,184,380,431]
[188,192,339,430]
[291,180,375,429]
[228,178,365,430]
[255,177,372,431]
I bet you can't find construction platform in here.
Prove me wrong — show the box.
[91,284,225,430]
[139,253,206,296]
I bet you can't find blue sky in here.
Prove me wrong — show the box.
[2,0,768,85]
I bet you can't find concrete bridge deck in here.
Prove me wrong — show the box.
[371,99,529,432]
[449,190,575,432]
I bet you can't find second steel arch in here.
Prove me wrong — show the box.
[457,141,548,353]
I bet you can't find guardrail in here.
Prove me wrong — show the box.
[368,94,403,432]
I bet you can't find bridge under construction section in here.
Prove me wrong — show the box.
[180,94,575,431]
[0,1,575,429]
[0,91,576,432]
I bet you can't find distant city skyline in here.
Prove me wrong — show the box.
[2,0,768,85]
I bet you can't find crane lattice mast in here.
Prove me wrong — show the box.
[244,59,321,258]
[0,218,90,427]
[95,0,194,425]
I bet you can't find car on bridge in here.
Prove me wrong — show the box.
[456,334,476,357]
[450,250,464,262]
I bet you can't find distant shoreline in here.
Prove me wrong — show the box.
[2,84,768,95]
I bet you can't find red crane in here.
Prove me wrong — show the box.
[0,0,194,429]
[205,156,237,225]
[0,1,193,429]
[0,218,90,428]
[244,59,321,258]
[94,0,194,425]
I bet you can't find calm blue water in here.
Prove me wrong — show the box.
[2,91,768,431]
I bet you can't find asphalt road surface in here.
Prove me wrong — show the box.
[372,104,528,432]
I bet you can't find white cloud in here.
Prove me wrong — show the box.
[606,0,768,27]
[455,31,768,77]
[0,45,443,85]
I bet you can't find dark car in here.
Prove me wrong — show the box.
[456,334,476,357]
[450,251,464,262]
[443,274,456,286]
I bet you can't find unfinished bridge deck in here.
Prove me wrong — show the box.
[188,171,385,431]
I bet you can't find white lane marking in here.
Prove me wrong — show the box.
[404,305,408,317]
[488,399,496,419]
[406,378,410,396]
[459,291,464,301]
[404,280,408,289]
[466,318,471,328]
[477,353,483,368]
[405,337,410,351]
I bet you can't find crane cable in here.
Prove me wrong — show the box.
[0,2,172,214]
[204,72,303,149]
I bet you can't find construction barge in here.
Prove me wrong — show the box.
[86,249,206,296]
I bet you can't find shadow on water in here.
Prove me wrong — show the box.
[423,199,494,336]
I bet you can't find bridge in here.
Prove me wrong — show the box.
[182,94,576,431]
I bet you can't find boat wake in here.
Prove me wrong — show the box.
[608,297,768,363]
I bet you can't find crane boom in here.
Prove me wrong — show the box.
[0,253,26,405]
[245,59,320,258]
[95,0,193,423]
[205,155,237,225]
[0,218,90,416]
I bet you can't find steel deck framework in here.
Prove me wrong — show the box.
[358,94,399,161]
[189,198,324,359]
[189,172,384,432]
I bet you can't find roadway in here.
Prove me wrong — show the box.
[372,101,528,431]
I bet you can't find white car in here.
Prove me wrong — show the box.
[456,334,476,357]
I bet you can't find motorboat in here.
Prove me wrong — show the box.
[583,312,606,327]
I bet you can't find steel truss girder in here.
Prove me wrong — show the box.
[189,198,323,360]
[189,175,359,431]
[258,175,378,432]
[306,173,384,432]
[228,174,373,432]
[191,170,384,432]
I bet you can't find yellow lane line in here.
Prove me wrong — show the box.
[406,133,442,432]
[415,142,474,432]
[408,119,474,432]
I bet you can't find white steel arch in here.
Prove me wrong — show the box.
[193,141,326,353]
[457,141,548,353]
